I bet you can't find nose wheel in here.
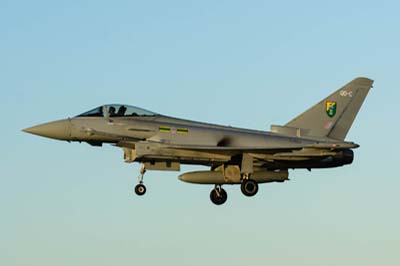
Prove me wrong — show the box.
[135,184,146,196]
[134,164,147,196]
[210,185,228,205]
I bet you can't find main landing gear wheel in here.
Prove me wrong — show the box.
[241,179,259,197]
[135,184,147,196]
[210,186,228,206]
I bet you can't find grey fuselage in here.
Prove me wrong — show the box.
[30,113,355,171]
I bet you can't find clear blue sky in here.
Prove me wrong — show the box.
[1,1,399,265]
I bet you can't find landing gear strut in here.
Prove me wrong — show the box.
[241,176,259,197]
[134,164,147,196]
[210,185,228,205]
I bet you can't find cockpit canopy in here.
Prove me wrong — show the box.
[77,104,157,118]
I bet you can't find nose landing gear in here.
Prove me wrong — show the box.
[134,164,147,196]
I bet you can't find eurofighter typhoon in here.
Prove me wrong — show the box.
[23,78,373,205]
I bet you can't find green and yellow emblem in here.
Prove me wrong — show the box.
[326,101,337,118]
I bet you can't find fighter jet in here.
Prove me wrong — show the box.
[23,77,373,205]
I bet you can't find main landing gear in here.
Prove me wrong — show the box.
[209,175,259,206]
[210,185,228,205]
[241,178,259,197]
[134,164,147,196]
[239,154,258,197]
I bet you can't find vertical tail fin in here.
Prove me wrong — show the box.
[285,77,374,140]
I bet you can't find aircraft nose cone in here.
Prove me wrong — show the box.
[23,119,72,140]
